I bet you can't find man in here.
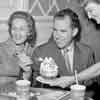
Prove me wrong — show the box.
[48,0,100,88]
[32,8,95,89]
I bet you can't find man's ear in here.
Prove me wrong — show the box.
[72,28,78,37]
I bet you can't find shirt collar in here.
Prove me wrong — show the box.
[64,42,74,52]
[61,42,74,56]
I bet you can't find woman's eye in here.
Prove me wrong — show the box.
[12,27,28,32]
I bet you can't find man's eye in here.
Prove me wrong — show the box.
[61,30,67,32]
[53,28,57,32]
[87,9,93,13]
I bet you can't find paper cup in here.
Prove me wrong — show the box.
[70,84,86,100]
[16,80,31,100]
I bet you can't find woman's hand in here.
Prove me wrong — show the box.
[17,52,32,71]
[49,76,74,88]
[17,53,33,80]
[18,60,31,71]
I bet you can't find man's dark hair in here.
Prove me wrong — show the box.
[54,8,81,41]
[8,11,37,47]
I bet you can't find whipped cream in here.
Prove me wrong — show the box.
[40,57,58,78]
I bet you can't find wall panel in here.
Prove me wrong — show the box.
[0,0,100,62]
[29,0,100,62]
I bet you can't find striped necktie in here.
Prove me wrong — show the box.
[63,49,71,72]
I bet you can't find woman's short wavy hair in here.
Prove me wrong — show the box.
[82,0,100,8]
[8,11,37,47]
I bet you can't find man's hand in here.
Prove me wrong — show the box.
[49,76,74,88]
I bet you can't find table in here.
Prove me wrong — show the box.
[0,82,93,100]
[31,88,70,100]
[30,88,93,100]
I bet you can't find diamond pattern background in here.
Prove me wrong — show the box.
[29,0,61,16]
[28,0,100,62]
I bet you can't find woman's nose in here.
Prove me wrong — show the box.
[14,33,22,39]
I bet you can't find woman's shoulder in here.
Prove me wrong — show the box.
[0,38,15,56]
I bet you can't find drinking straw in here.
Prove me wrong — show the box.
[74,70,79,84]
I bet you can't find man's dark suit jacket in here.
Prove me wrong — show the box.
[31,39,95,89]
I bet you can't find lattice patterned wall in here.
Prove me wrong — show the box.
[29,0,60,18]
[29,0,83,18]
[1,0,100,62]
[27,0,100,62]
[28,0,83,46]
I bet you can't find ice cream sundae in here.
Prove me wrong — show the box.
[40,57,58,79]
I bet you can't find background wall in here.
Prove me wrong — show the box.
[29,0,100,62]
[0,0,100,62]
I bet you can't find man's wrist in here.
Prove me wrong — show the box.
[71,76,76,84]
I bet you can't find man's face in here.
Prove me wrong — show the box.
[11,18,30,45]
[85,2,100,24]
[53,16,76,49]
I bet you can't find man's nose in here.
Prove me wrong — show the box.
[54,34,61,41]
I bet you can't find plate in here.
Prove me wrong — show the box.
[36,76,56,84]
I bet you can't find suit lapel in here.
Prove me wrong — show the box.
[73,43,81,72]
[54,46,70,76]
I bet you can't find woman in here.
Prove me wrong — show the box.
[0,11,37,85]
[83,0,100,24]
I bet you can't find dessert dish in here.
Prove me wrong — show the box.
[40,57,58,79]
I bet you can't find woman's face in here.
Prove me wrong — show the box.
[85,2,100,24]
[11,18,30,45]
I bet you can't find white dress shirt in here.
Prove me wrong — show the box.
[61,43,74,72]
